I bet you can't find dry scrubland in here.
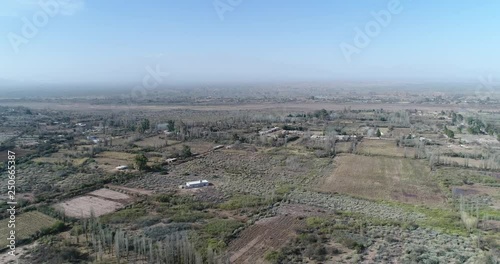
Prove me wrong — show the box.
[318,154,445,206]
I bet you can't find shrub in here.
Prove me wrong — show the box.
[265,250,284,263]
[219,195,267,210]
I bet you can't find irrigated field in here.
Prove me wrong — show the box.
[318,154,445,206]
[0,211,58,248]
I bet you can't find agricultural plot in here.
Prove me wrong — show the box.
[54,172,102,192]
[94,151,136,171]
[160,140,217,155]
[134,135,178,148]
[335,142,353,153]
[5,163,67,194]
[318,154,445,206]
[228,215,305,263]
[357,139,416,158]
[0,211,58,248]
[439,156,498,170]
[124,148,333,196]
[451,185,500,210]
[390,127,411,137]
[54,188,133,218]
[33,156,88,166]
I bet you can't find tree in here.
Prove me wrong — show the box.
[444,126,455,138]
[181,145,192,158]
[137,118,150,133]
[167,120,175,132]
[134,153,148,171]
[376,129,382,137]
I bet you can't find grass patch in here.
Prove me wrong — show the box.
[219,194,270,210]
[155,193,213,223]
[193,219,243,253]
[0,211,59,248]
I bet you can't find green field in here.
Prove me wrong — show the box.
[0,211,58,248]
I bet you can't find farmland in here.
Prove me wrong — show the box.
[1,94,499,263]
[54,188,133,218]
[356,139,416,158]
[318,154,445,206]
[0,211,59,248]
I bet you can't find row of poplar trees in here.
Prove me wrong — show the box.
[79,214,229,264]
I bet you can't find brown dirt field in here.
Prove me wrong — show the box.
[357,139,416,158]
[55,196,125,218]
[54,188,132,218]
[228,215,304,264]
[318,154,446,206]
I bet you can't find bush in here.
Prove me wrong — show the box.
[265,250,284,263]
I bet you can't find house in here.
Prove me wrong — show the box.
[116,165,128,170]
[212,145,224,150]
[166,158,177,164]
[184,180,210,189]
[259,127,280,136]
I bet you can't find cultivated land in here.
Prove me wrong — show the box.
[0,89,499,263]
[0,211,58,248]
[54,188,133,218]
[356,139,416,158]
[318,154,446,206]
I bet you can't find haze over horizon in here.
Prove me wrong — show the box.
[2,0,500,86]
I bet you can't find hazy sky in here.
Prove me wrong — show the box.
[1,0,500,84]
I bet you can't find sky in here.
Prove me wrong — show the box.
[1,0,500,85]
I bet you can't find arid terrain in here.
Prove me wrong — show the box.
[0,89,499,263]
